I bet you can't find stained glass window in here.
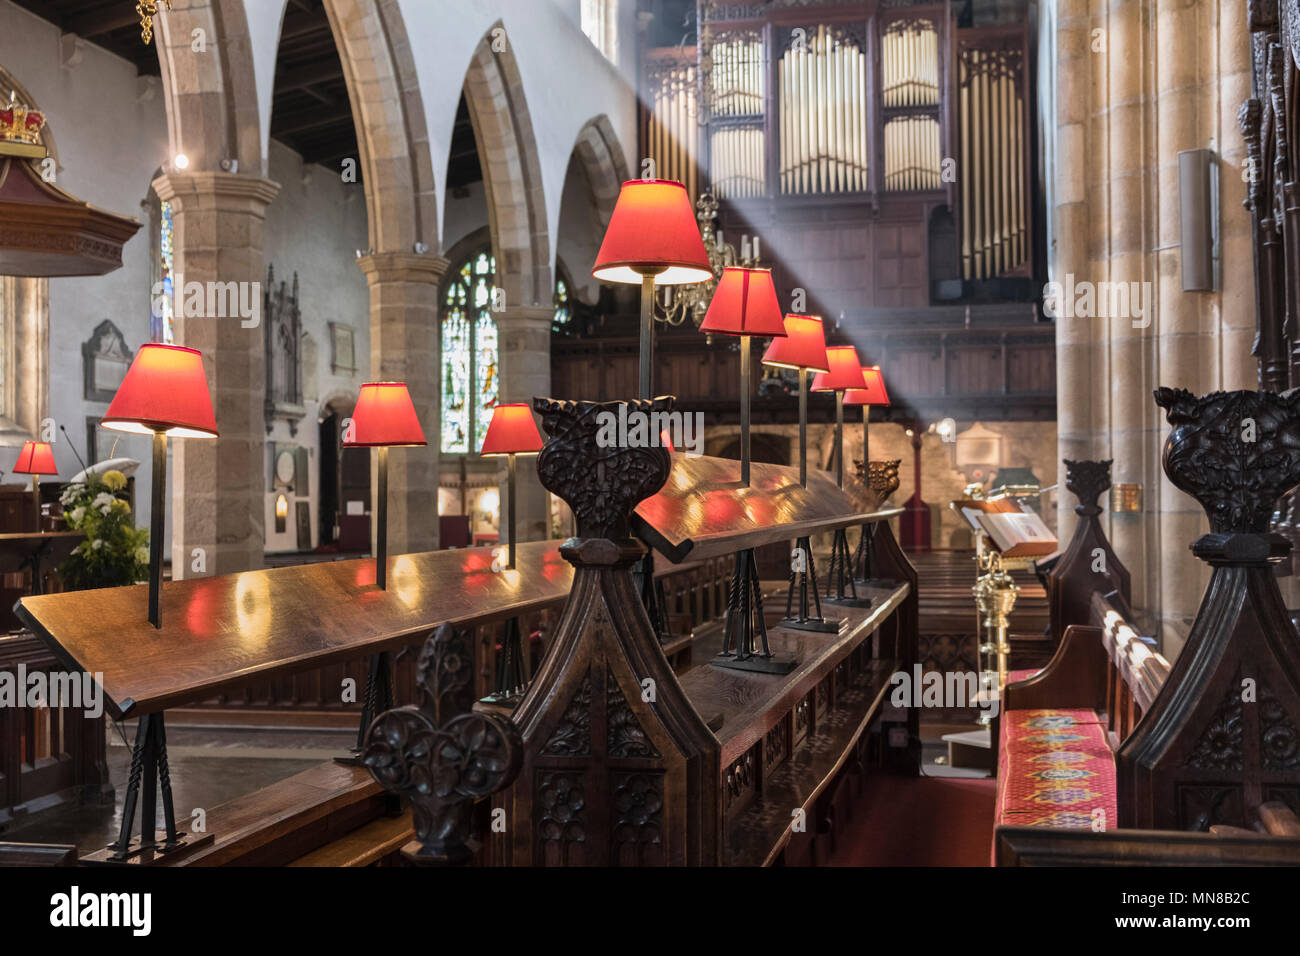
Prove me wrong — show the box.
[158,199,175,344]
[552,277,571,333]
[440,249,499,454]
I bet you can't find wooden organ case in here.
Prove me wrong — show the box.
[640,1,1038,316]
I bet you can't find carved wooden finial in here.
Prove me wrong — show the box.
[1063,458,1112,516]
[533,396,673,542]
[1154,387,1300,535]
[363,623,522,865]
[855,458,901,507]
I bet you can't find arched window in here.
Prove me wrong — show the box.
[440,247,499,454]
[552,263,573,334]
[147,181,175,345]
[157,199,175,344]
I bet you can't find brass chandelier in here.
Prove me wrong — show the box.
[655,189,759,328]
[137,1,172,46]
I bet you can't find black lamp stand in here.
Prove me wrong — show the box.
[781,367,842,633]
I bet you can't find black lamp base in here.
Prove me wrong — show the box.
[713,652,799,674]
[781,535,843,634]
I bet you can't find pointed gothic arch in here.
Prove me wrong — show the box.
[462,23,551,307]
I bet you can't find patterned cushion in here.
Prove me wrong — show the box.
[995,707,1117,836]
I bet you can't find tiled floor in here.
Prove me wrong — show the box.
[2,722,355,854]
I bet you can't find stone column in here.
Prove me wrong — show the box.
[358,252,447,554]
[153,171,279,579]
[496,305,553,542]
[1154,0,1217,655]
[1106,0,1154,612]
[1054,0,1098,548]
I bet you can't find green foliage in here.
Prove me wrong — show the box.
[58,470,150,591]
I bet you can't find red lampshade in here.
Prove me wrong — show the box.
[345,382,426,447]
[760,315,830,373]
[699,267,787,338]
[101,344,218,439]
[591,180,713,286]
[811,346,869,392]
[843,366,892,406]
[12,441,56,476]
[480,403,543,456]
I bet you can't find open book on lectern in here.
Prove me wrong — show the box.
[975,509,1058,558]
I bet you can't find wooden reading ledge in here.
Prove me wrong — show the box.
[634,453,899,562]
[8,418,914,867]
[13,540,578,721]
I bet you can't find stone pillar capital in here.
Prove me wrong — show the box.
[151,171,281,211]
[356,251,449,285]
[495,305,555,329]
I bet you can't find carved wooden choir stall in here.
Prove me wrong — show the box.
[8,394,918,866]
[994,389,1300,865]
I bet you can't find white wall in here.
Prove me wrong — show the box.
[260,140,370,552]
[1,0,639,555]
[0,1,169,530]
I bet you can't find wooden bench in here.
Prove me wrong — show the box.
[993,600,1169,833]
[995,598,1300,861]
[994,388,1300,864]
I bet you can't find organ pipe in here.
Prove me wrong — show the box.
[883,116,941,191]
[646,56,700,200]
[778,25,867,195]
[707,31,764,198]
[882,20,939,108]
[958,44,1028,279]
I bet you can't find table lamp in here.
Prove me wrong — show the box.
[700,266,786,486]
[101,344,218,629]
[592,179,712,399]
[343,381,426,591]
[479,403,544,702]
[812,346,870,607]
[846,366,894,587]
[13,440,57,531]
[337,382,425,763]
[761,314,830,486]
[762,315,839,633]
[480,402,544,571]
[699,267,794,673]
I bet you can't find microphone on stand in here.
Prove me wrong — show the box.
[60,424,89,475]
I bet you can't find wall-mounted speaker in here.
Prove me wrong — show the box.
[1179,148,1218,292]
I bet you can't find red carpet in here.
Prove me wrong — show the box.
[827,774,997,866]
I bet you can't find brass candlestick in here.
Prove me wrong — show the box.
[972,549,1019,725]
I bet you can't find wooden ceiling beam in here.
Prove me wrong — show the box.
[274,112,354,137]
[64,7,141,39]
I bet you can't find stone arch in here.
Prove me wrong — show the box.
[462,23,551,307]
[154,0,262,173]
[323,0,437,253]
[571,114,628,233]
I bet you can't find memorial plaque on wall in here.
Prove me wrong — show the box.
[81,319,132,403]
